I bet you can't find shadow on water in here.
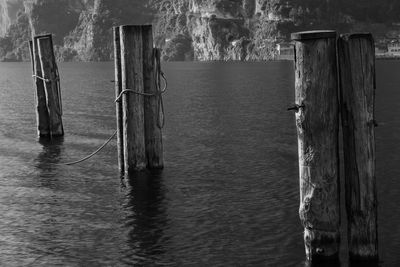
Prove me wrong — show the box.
[121,170,170,265]
[305,259,382,267]
[35,136,64,181]
[304,258,341,267]
[349,260,383,267]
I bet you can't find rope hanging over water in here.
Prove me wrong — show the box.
[63,130,117,166]
[63,56,167,166]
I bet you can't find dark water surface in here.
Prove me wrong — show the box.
[0,61,399,266]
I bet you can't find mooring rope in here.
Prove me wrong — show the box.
[33,72,63,117]
[55,66,63,116]
[115,89,155,99]
[32,74,50,83]
[61,53,167,165]
[32,74,60,83]
[156,70,167,129]
[154,50,167,129]
[114,57,167,129]
[63,130,117,166]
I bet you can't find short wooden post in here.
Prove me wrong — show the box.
[114,27,124,174]
[338,33,378,261]
[36,34,64,137]
[120,25,147,173]
[29,37,50,137]
[143,30,163,169]
[291,31,340,262]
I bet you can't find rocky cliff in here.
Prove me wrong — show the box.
[0,0,24,36]
[155,0,254,61]
[155,0,336,61]
[155,0,400,60]
[0,1,12,37]
[0,0,152,61]
[1,0,400,61]
[0,0,29,61]
[61,0,153,61]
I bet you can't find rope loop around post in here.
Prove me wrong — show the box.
[114,89,156,102]
[114,53,167,129]
[154,53,167,129]
[32,74,60,83]
[33,71,63,117]
[32,74,50,83]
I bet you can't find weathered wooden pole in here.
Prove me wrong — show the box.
[143,30,163,169]
[120,25,147,173]
[116,25,164,174]
[114,27,124,174]
[291,30,340,262]
[338,33,378,261]
[36,35,64,137]
[29,36,50,137]
[29,40,35,74]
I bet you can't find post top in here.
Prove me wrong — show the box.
[34,34,52,40]
[117,24,152,29]
[291,30,337,41]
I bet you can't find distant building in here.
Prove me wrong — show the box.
[276,43,293,55]
[375,43,387,56]
[375,47,386,56]
[275,43,294,60]
[387,43,400,56]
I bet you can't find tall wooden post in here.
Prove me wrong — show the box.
[120,25,147,173]
[37,34,64,137]
[114,27,124,174]
[116,25,164,174]
[291,30,340,262]
[143,29,163,169]
[338,33,378,261]
[29,36,50,137]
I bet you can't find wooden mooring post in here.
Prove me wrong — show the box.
[145,47,164,169]
[29,34,64,137]
[114,27,124,174]
[29,38,50,136]
[114,25,164,175]
[291,31,340,262]
[338,33,378,261]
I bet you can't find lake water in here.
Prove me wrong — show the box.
[0,61,399,266]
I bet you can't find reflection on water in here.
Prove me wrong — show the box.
[121,171,170,265]
[305,259,341,267]
[349,261,381,267]
[35,137,64,176]
[303,255,382,266]
[306,259,383,267]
